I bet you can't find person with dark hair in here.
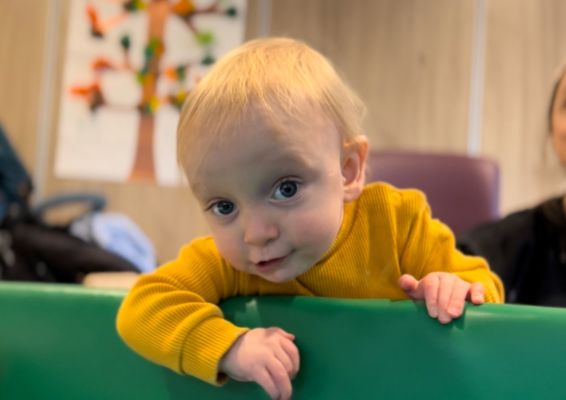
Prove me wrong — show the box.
[458,67,566,307]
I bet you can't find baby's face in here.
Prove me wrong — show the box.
[188,114,347,283]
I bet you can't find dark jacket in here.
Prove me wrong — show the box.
[457,196,566,307]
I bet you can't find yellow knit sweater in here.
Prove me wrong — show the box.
[116,183,504,384]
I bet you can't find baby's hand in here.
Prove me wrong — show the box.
[399,272,484,324]
[219,327,300,400]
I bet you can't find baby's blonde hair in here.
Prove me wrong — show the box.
[177,37,366,176]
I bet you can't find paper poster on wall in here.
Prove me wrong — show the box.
[55,0,247,185]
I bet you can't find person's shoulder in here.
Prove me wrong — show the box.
[456,200,556,278]
[498,195,564,225]
[176,235,224,265]
[472,200,548,236]
[362,182,426,199]
[539,195,566,227]
[457,201,543,248]
[360,182,428,211]
[355,183,432,235]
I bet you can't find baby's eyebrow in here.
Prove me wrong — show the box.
[189,180,210,200]
[271,149,316,170]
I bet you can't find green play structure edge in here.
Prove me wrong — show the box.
[1,282,565,399]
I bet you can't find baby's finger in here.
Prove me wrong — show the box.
[446,279,469,318]
[469,282,485,304]
[271,327,295,341]
[281,338,300,377]
[398,274,422,299]
[422,275,440,318]
[436,275,455,324]
[275,346,294,376]
[266,360,292,400]
[436,275,452,310]
[252,367,280,400]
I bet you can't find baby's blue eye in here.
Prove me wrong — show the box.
[212,200,235,216]
[273,181,299,200]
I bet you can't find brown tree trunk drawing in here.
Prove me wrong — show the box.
[128,0,169,182]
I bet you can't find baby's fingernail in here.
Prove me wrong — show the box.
[449,307,461,316]
[429,307,438,318]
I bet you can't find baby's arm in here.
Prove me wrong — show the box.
[116,267,248,382]
[394,189,504,323]
[399,272,485,324]
[220,327,300,400]
[116,242,300,399]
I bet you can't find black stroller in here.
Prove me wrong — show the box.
[0,123,139,283]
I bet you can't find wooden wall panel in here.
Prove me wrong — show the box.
[269,0,475,152]
[483,0,566,214]
[0,0,48,173]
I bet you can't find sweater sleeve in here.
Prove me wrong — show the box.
[396,189,504,303]
[116,239,249,385]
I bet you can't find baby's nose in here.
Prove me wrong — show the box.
[243,213,279,246]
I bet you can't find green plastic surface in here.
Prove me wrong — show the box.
[1,282,565,399]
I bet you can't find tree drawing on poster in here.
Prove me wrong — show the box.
[56,0,247,185]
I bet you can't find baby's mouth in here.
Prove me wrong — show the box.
[255,254,289,270]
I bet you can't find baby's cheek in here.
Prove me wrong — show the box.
[212,233,245,270]
[292,211,341,249]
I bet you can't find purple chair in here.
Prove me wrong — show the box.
[366,150,500,235]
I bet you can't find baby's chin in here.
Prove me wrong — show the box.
[255,264,315,284]
[258,272,299,284]
[228,264,297,283]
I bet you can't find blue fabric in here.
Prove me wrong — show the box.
[71,212,156,272]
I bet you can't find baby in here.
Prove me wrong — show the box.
[117,37,504,400]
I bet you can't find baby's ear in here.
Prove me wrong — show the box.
[341,135,369,202]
